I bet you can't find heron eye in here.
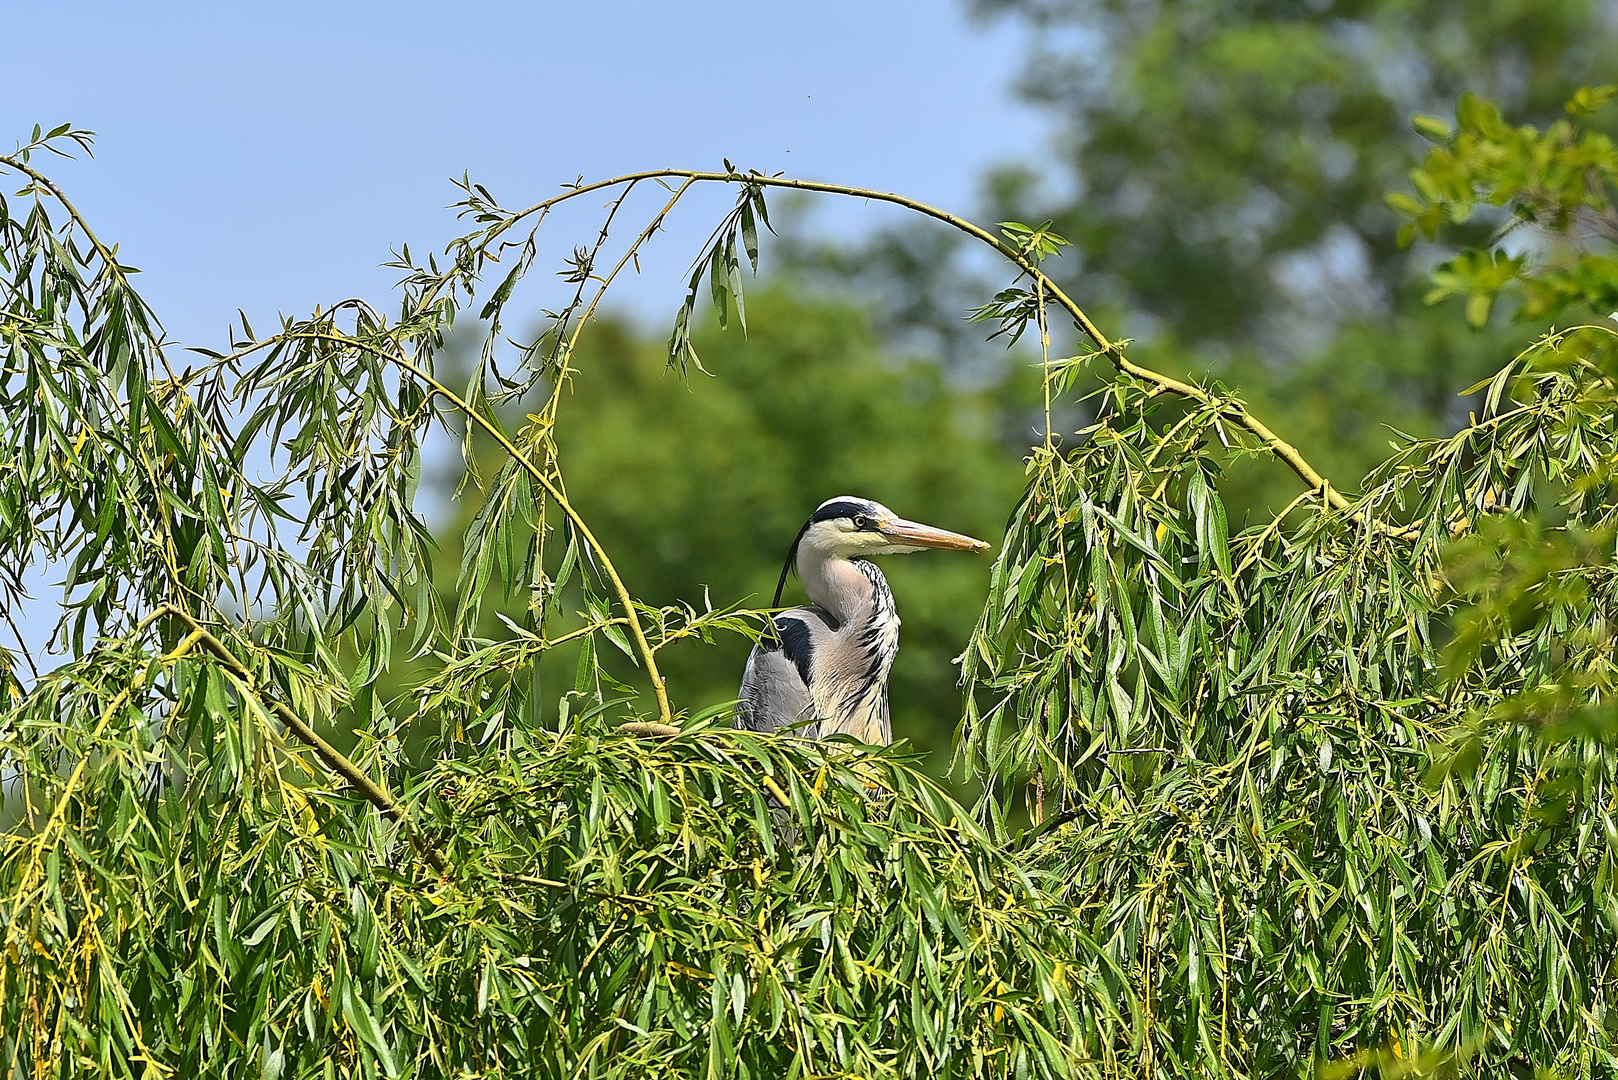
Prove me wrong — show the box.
[852,515,868,529]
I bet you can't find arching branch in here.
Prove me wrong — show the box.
[434,169,1354,515]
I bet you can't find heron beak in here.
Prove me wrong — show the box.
[879,518,993,553]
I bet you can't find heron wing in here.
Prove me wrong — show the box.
[736,612,823,737]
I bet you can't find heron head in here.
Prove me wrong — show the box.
[774,496,991,605]
[800,496,992,558]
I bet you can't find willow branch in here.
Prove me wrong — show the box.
[155,604,448,875]
[1233,488,1319,576]
[1,151,186,387]
[374,349,675,725]
[534,180,696,510]
[442,170,1353,513]
[208,326,676,724]
[1,153,130,286]
[1,153,217,597]
[618,721,681,738]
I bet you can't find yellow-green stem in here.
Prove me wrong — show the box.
[378,350,675,726]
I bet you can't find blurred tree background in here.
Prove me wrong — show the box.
[429,0,1618,768]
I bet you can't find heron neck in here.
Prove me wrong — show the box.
[797,552,879,628]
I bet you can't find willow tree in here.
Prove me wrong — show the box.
[1,86,1614,1080]
[0,131,1130,1079]
[960,87,1618,1075]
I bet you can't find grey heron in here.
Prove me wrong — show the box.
[736,496,991,743]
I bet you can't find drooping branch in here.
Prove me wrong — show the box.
[1,151,134,291]
[377,346,675,726]
[211,326,676,727]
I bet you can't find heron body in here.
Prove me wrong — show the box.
[736,496,990,743]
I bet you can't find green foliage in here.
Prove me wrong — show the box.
[1441,513,1617,742]
[7,641,1119,1076]
[0,139,1115,1078]
[667,163,772,372]
[963,330,1618,1075]
[0,125,236,662]
[1393,88,1618,326]
[957,79,1618,1073]
[974,0,1615,346]
[8,56,1618,1074]
[1390,83,1618,755]
[405,724,1126,1078]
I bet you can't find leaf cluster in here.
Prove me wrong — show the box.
[956,72,1618,1068]
[668,165,773,375]
[1392,88,1618,327]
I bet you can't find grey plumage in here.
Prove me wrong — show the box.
[736,496,989,744]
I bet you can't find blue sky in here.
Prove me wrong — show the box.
[5,1,1049,664]
[8,1,1047,351]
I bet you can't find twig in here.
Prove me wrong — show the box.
[761,775,793,808]
[1,605,40,682]
[1233,488,1319,577]
[618,721,681,738]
